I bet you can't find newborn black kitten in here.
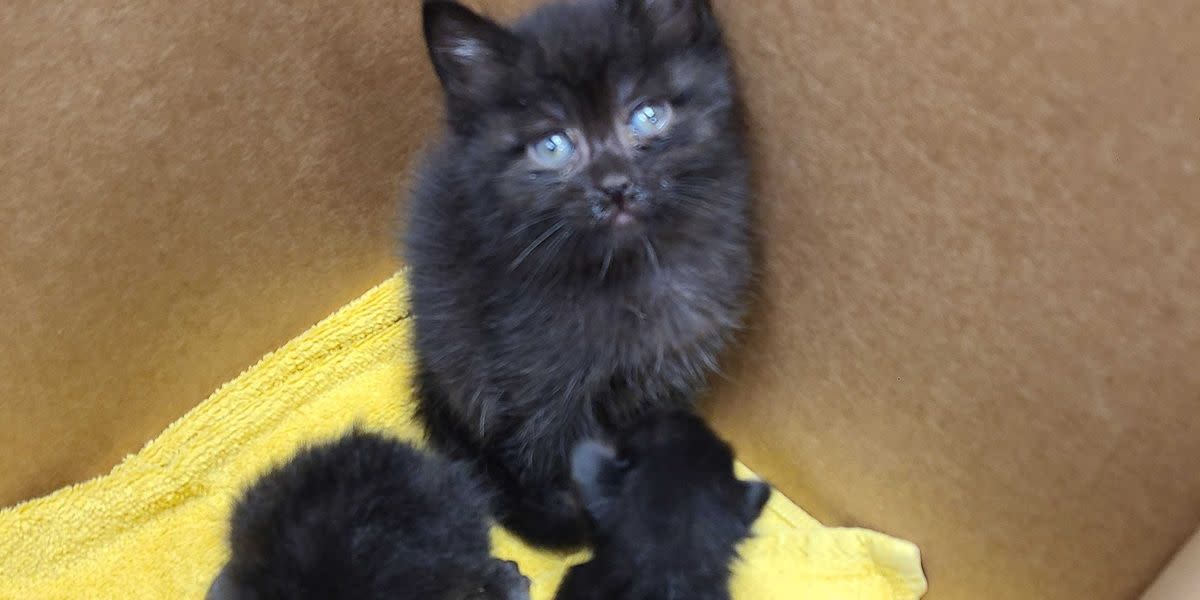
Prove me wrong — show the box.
[407,0,752,548]
[206,431,530,600]
[555,412,770,600]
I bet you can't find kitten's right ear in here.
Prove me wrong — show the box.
[570,440,626,521]
[423,1,523,105]
[738,480,772,527]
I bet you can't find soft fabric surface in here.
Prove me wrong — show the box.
[0,275,927,599]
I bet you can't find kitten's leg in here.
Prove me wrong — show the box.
[414,366,479,459]
[463,435,589,548]
[414,368,589,547]
[490,469,589,549]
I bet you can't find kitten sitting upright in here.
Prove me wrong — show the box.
[409,0,753,549]
[555,413,771,600]
[206,431,529,600]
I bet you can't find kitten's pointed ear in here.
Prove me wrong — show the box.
[423,1,523,104]
[619,0,718,46]
[739,480,771,526]
[570,440,626,522]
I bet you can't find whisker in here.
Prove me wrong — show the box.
[504,212,559,241]
[641,234,662,274]
[532,229,574,280]
[509,220,567,271]
[599,245,614,282]
[518,227,574,294]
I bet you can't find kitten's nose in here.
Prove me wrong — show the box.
[598,174,632,205]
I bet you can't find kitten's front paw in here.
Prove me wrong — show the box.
[496,481,590,548]
[550,487,582,515]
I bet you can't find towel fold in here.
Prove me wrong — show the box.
[0,274,927,599]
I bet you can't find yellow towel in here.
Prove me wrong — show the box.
[0,275,927,599]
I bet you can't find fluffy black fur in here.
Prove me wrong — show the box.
[555,412,770,600]
[407,0,752,548]
[552,412,768,600]
[206,431,530,600]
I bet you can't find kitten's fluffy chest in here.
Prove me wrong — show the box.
[496,267,725,377]
[590,272,718,354]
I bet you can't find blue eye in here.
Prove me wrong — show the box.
[629,102,673,138]
[528,132,576,169]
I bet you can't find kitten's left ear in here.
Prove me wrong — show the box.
[619,0,719,46]
[423,1,524,105]
[738,480,771,526]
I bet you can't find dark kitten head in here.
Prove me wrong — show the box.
[206,432,530,600]
[570,412,770,567]
[422,0,747,274]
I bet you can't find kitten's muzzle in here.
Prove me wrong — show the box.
[599,174,633,204]
[593,174,649,226]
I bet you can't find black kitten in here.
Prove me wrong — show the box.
[407,0,752,548]
[555,412,770,600]
[206,431,530,600]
